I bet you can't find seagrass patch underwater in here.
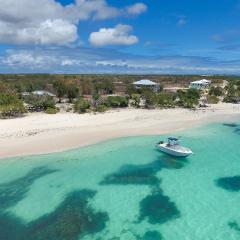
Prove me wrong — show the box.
[0,121,240,240]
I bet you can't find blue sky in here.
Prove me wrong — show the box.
[0,0,240,74]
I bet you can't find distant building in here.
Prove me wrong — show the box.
[32,90,56,97]
[189,79,211,89]
[133,79,160,92]
[22,90,56,97]
[21,92,31,96]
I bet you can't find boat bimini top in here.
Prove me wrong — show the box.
[168,137,179,141]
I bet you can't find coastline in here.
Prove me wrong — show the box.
[0,103,239,159]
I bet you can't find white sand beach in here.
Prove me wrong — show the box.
[0,103,239,159]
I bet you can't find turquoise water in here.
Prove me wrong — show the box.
[0,121,240,240]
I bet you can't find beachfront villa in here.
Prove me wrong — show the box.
[133,79,160,92]
[189,79,211,89]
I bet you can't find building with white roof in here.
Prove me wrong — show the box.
[32,90,56,97]
[133,79,160,92]
[189,79,211,90]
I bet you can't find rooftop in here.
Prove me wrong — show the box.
[32,90,56,97]
[190,79,211,84]
[133,79,159,86]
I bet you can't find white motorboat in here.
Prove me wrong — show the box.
[156,137,193,157]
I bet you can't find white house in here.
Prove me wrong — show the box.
[189,79,211,89]
[133,79,160,92]
[32,90,56,97]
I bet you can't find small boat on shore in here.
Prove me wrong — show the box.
[156,137,193,157]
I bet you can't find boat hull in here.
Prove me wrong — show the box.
[157,144,192,157]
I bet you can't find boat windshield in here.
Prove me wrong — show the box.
[167,139,179,146]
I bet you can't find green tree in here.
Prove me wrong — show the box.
[92,88,100,107]
[53,80,67,102]
[223,83,239,103]
[67,83,79,103]
[126,84,138,96]
[101,80,114,94]
[142,90,157,109]
[186,88,200,99]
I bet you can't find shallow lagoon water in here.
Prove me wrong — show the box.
[0,122,240,240]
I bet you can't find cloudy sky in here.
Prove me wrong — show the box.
[0,0,240,74]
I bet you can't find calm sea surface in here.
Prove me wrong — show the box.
[0,121,240,240]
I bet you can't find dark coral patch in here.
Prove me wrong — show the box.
[0,167,59,210]
[100,164,160,186]
[28,190,109,240]
[228,221,240,232]
[138,189,180,225]
[100,157,187,186]
[100,156,185,228]
[234,128,240,134]
[0,213,25,240]
[216,176,240,192]
[0,190,109,240]
[223,123,240,135]
[223,123,239,128]
[142,231,163,240]
[107,230,163,240]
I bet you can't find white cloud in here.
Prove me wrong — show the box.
[177,16,187,27]
[2,50,58,68]
[67,0,121,20]
[0,0,147,45]
[61,59,82,66]
[89,24,138,46]
[9,19,78,45]
[2,48,240,74]
[126,3,147,15]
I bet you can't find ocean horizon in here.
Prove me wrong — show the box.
[0,121,240,240]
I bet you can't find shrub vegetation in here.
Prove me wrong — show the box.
[106,96,128,108]
[24,95,56,112]
[0,93,26,118]
[176,89,200,109]
[45,107,59,114]
[95,104,108,113]
[130,94,141,107]
[209,86,224,96]
[207,95,220,104]
[74,98,91,113]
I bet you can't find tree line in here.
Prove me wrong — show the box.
[0,74,239,118]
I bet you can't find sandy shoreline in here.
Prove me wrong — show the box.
[0,103,239,159]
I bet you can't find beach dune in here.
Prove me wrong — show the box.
[0,103,239,159]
